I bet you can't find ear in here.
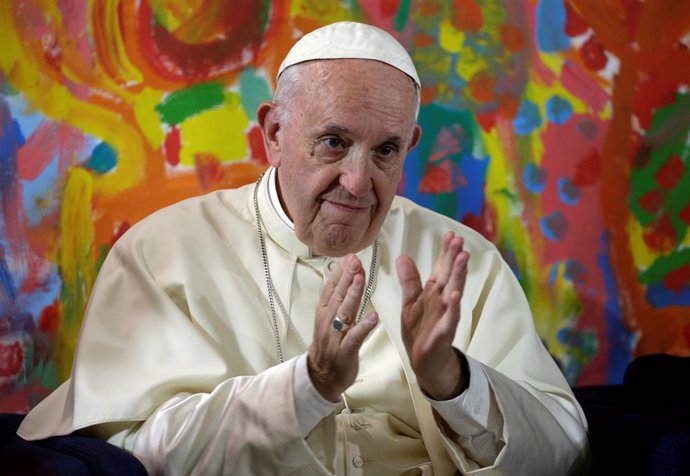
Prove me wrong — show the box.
[407,125,422,152]
[256,101,282,167]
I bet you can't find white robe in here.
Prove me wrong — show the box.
[18,170,589,475]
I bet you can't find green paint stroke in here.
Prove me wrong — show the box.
[395,0,411,32]
[639,248,690,284]
[630,92,690,228]
[156,82,225,126]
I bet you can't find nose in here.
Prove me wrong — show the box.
[339,153,373,198]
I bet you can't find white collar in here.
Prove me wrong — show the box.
[267,167,294,230]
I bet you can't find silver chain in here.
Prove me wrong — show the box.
[253,173,378,363]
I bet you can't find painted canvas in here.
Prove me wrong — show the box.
[1,0,689,413]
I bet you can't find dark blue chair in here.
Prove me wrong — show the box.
[574,354,690,476]
[0,413,147,475]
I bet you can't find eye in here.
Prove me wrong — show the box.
[375,143,399,159]
[323,136,345,150]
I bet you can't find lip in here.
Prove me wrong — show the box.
[323,200,371,213]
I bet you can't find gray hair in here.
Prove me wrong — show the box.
[273,62,421,131]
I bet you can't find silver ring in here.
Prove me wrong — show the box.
[332,316,346,332]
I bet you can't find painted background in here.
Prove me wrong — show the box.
[1,0,689,413]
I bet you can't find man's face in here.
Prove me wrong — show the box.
[259,59,421,256]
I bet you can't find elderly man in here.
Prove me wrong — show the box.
[19,22,589,475]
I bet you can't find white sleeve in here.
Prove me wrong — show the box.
[293,353,339,437]
[428,355,504,467]
[106,357,334,476]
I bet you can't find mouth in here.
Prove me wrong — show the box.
[323,199,371,214]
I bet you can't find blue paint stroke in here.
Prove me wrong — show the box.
[557,177,582,205]
[86,142,117,174]
[536,0,571,53]
[524,163,546,193]
[646,283,690,307]
[540,211,569,241]
[513,100,542,136]
[576,118,598,140]
[21,156,60,227]
[598,231,635,383]
[239,68,272,118]
[564,259,588,287]
[546,95,573,125]
[0,246,17,301]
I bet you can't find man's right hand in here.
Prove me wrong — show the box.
[307,254,379,402]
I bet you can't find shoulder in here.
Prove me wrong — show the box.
[384,195,497,254]
[113,183,255,254]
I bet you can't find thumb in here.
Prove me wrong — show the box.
[396,255,422,309]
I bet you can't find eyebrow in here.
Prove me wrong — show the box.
[318,125,404,145]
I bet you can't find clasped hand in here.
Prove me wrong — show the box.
[307,232,470,402]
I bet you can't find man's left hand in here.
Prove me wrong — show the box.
[396,231,470,401]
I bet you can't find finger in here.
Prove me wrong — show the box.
[444,250,469,303]
[324,255,363,313]
[396,256,422,309]
[339,312,379,356]
[429,232,454,282]
[439,289,462,337]
[434,235,464,289]
[336,272,365,327]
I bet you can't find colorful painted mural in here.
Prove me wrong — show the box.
[1,0,689,412]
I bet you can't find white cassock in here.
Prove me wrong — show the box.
[19,167,589,475]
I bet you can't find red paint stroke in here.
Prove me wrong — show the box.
[421,83,438,105]
[38,300,61,335]
[664,264,690,294]
[136,0,266,81]
[469,71,496,102]
[380,0,400,17]
[561,61,610,114]
[451,0,483,33]
[579,35,607,71]
[642,213,677,253]
[634,77,679,130]
[247,125,267,165]
[429,126,462,162]
[414,33,436,48]
[498,93,520,120]
[565,2,589,37]
[572,150,601,186]
[111,221,131,246]
[164,126,181,166]
[475,111,496,132]
[679,202,690,226]
[17,122,85,181]
[499,24,526,52]
[638,189,665,215]
[0,341,24,378]
[194,153,223,190]
[43,34,63,72]
[654,155,684,189]
[419,162,453,194]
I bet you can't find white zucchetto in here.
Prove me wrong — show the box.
[278,21,420,87]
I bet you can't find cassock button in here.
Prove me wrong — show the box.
[352,456,364,468]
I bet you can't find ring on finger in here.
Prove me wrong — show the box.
[332,315,348,332]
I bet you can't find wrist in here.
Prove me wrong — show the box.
[421,349,470,401]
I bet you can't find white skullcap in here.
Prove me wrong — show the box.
[278,21,420,87]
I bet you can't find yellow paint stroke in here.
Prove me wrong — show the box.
[1,2,148,197]
[135,86,166,148]
[483,119,569,357]
[179,92,250,165]
[58,167,95,381]
[438,19,465,54]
